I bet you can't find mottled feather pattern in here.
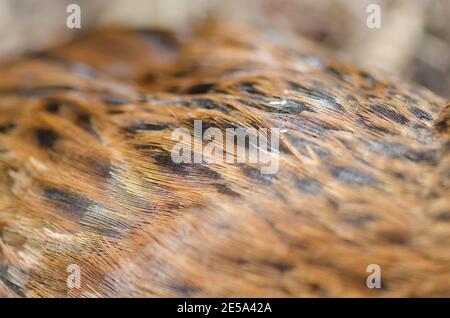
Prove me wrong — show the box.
[0,22,449,297]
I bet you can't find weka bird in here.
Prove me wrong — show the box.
[0,22,449,297]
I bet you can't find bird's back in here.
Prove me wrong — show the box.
[0,22,449,297]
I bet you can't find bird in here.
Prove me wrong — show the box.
[0,21,449,297]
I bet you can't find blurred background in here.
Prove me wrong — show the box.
[0,0,448,97]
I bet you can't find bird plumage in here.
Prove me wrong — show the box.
[0,22,449,297]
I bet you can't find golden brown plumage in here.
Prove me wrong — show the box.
[0,22,449,297]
